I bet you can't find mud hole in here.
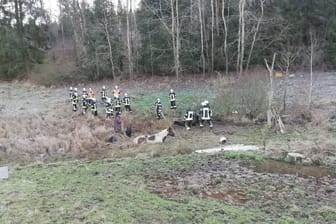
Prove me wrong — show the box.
[143,156,336,221]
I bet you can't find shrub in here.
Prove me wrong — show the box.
[214,73,268,120]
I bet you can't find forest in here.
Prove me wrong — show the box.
[1,0,336,81]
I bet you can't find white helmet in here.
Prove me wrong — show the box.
[201,101,206,106]
[204,100,209,105]
[69,87,73,90]
[106,97,111,103]
[170,89,174,93]
[102,85,106,90]
[115,85,118,89]
[157,98,160,102]
[74,88,77,92]
[83,88,86,91]
[125,93,128,97]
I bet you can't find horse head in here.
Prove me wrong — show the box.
[167,127,176,137]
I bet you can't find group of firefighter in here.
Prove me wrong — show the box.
[68,86,213,130]
[69,85,131,119]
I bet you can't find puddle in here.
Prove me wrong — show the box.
[202,190,248,204]
[243,160,336,178]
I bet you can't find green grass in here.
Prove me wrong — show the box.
[221,151,265,161]
[0,155,273,224]
[132,89,215,118]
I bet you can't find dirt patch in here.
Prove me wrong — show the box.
[143,156,336,222]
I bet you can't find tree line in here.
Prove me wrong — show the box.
[1,0,336,80]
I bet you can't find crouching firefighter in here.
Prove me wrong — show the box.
[72,88,79,111]
[184,108,194,130]
[199,100,213,128]
[105,97,114,119]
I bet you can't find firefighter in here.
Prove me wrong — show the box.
[72,88,79,112]
[101,85,107,102]
[69,87,73,101]
[199,100,213,128]
[114,96,122,113]
[184,108,194,130]
[123,93,132,112]
[91,98,98,116]
[113,85,121,99]
[82,88,88,98]
[87,88,94,106]
[105,97,113,119]
[168,88,176,109]
[82,88,88,115]
[154,98,163,119]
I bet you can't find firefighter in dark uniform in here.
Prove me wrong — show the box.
[105,97,113,119]
[69,87,73,101]
[168,88,176,109]
[82,88,88,115]
[91,97,98,116]
[72,88,79,111]
[199,100,213,128]
[123,93,132,112]
[114,96,122,113]
[184,108,194,130]
[154,98,163,119]
[101,85,107,102]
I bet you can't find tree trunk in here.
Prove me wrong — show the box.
[126,0,133,80]
[59,2,66,58]
[176,0,180,80]
[239,0,246,76]
[308,30,314,108]
[246,0,264,71]
[265,53,276,126]
[198,0,205,76]
[103,10,116,80]
[236,0,242,74]
[170,0,177,77]
[211,0,214,73]
[221,0,228,75]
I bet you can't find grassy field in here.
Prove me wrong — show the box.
[1,73,336,223]
[0,154,313,224]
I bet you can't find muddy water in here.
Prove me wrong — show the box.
[242,160,336,178]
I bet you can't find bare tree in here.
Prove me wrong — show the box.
[198,0,205,76]
[236,0,245,76]
[211,0,214,73]
[246,0,265,71]
[265,53,276,126]
[221,0,228,75]
[278,45,300,112]
[170,0,180,80]
[126,0,133,80]
[103,10,115,80]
